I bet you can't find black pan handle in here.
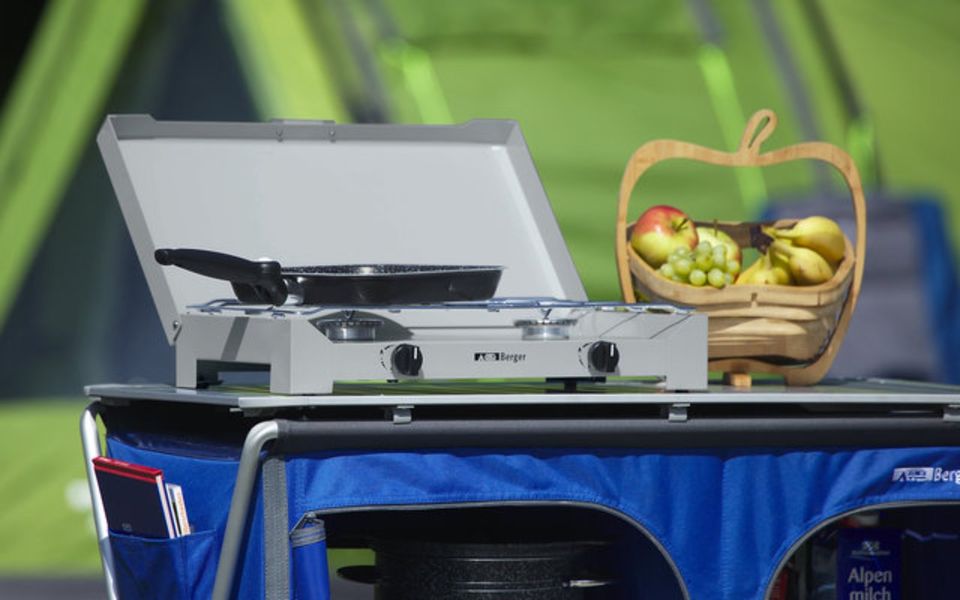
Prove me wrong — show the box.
[154,248,288,305]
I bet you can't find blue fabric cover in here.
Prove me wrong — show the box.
[291,524,330,600]
[107,438,264,599]
[107,436,960,600]
[110,529,218,600]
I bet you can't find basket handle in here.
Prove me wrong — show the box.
[615,109,866,381]
[738,109,778,157]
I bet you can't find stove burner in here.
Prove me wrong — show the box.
[314,318,383,341]
[514,318,578,341]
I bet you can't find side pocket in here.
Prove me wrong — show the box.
[109,529,219,600]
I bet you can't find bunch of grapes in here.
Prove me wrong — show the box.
[657,241,741,288]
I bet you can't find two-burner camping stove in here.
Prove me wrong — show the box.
[173,298,706,394]
[97,114,708,396]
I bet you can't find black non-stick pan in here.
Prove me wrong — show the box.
[154,248,503,306]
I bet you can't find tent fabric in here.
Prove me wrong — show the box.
[107,434,960,600]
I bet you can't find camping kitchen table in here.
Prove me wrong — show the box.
[87,116,959,599]
[81,378,960,600]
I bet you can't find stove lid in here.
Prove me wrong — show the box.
[97,116,586,343]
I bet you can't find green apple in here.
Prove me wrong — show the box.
[696,227,741,266]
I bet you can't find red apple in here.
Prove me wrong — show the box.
[630,205,698,267]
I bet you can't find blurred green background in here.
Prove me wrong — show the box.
[0,0,957,582]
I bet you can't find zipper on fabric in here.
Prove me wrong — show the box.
[299,499,692,600]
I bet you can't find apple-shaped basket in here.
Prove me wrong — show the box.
[616,109,866,386]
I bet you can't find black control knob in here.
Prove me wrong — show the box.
[391,344,423,376]
[588,341,620,373]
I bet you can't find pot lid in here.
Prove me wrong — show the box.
[97,116,586,343]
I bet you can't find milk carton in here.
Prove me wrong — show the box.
[837,528,900,600]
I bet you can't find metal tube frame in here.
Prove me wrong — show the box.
[80,402,118,600]
[211,420,280,600]
[86,397,960,599]
[82,401,280,600]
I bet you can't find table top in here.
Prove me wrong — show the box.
[85,378,960,411]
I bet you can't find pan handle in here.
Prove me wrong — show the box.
[154,248,288,305]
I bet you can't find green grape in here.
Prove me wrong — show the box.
[725,259,741,276]
[712,246,727,264]
[659,263,676,279]
[724,272,734,285]
[707,268,726,288]
[696,241,712,254]
[673,257,693,277]
[670,274,684,282]
[694,252,713,271]
[689,269,707,286]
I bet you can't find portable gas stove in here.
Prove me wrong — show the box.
[173,297,705,393]
[97,115,708,397]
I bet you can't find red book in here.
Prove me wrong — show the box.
[93,456,176,539]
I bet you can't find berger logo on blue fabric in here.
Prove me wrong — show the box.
[891,466,960,484]
[474,352,526,363]
[891,467,934,482]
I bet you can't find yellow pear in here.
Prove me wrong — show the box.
[769,240,835,285]
[768,216,845,264]
[767,248,794,285]
[735,254,792,286]
[734,255,767,285]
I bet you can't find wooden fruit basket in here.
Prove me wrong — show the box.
[615,109,866,386]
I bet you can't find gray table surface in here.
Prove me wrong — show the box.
[86,378,960,410]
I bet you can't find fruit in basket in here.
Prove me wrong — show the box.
[768,250,794,285]
[736,253,792,286]
[769,239,835,285]
[655,240,741,288]
[707,268,726,288]
[630,205,698,267]
[688,269,707,286]
[764,216,845,264]
[697,227,742,265]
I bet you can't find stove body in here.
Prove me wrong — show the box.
[97,115,708,395]
[175,300,706,393]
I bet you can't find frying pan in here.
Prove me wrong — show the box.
[154,248,503,306]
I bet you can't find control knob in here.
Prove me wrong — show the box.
[391,344,423,377]
[588,341,620,373]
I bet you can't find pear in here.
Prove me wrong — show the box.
[734,255,767,285]
[768,216,845,264]
[767,248,794,285]
[735,254,791,285]
[749,262,784,285]
[769,240,835,285]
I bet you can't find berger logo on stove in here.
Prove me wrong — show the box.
[474,352,526,364]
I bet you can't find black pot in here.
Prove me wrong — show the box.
[338,539,615,600]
